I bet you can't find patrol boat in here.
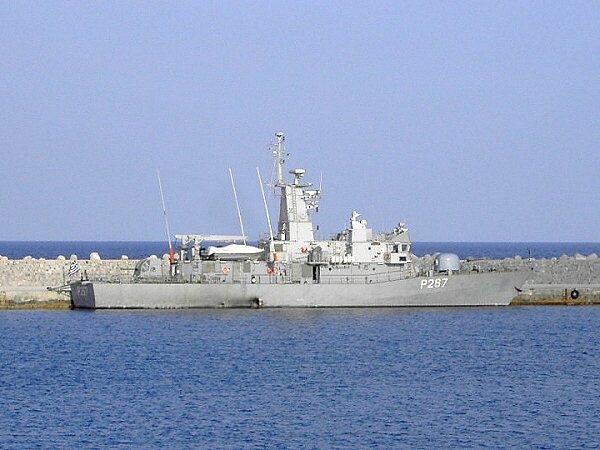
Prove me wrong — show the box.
[69,132,529,309]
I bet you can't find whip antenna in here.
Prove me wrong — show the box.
[157,168,175,262]
[229,167,247,245]
[257,167,275,254]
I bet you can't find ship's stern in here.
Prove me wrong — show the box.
[69,281,97,309]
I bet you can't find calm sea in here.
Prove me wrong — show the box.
[0,307,598,449]
[1,241,600,260]
[1,242,599,448]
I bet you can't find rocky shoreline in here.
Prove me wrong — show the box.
[1,253,599,309]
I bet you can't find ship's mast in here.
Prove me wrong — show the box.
[270,132,320,243]
[274,131,286,186]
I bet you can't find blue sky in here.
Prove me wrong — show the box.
[1,1,599,242]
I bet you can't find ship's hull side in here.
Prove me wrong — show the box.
[70,271,528,309]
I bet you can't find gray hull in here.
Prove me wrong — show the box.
[70,271,528,309]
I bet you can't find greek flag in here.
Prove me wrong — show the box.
[68,261,81,276]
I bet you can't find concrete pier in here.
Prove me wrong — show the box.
[1,253,599,308]
[511,284,600,305]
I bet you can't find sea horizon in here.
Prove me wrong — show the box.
[1,240,600,261]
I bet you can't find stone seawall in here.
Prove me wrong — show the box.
[1,253,599,308]
[413,253,600,285]
[0,256,137,308]
[472,255,600,305]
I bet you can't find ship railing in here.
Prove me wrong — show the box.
[83,266,417,285]
[317,270,412,285]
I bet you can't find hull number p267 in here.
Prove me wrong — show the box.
[420,278,449,289]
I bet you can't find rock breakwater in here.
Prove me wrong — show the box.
[1,253,599,308]
[0,255,137,308]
